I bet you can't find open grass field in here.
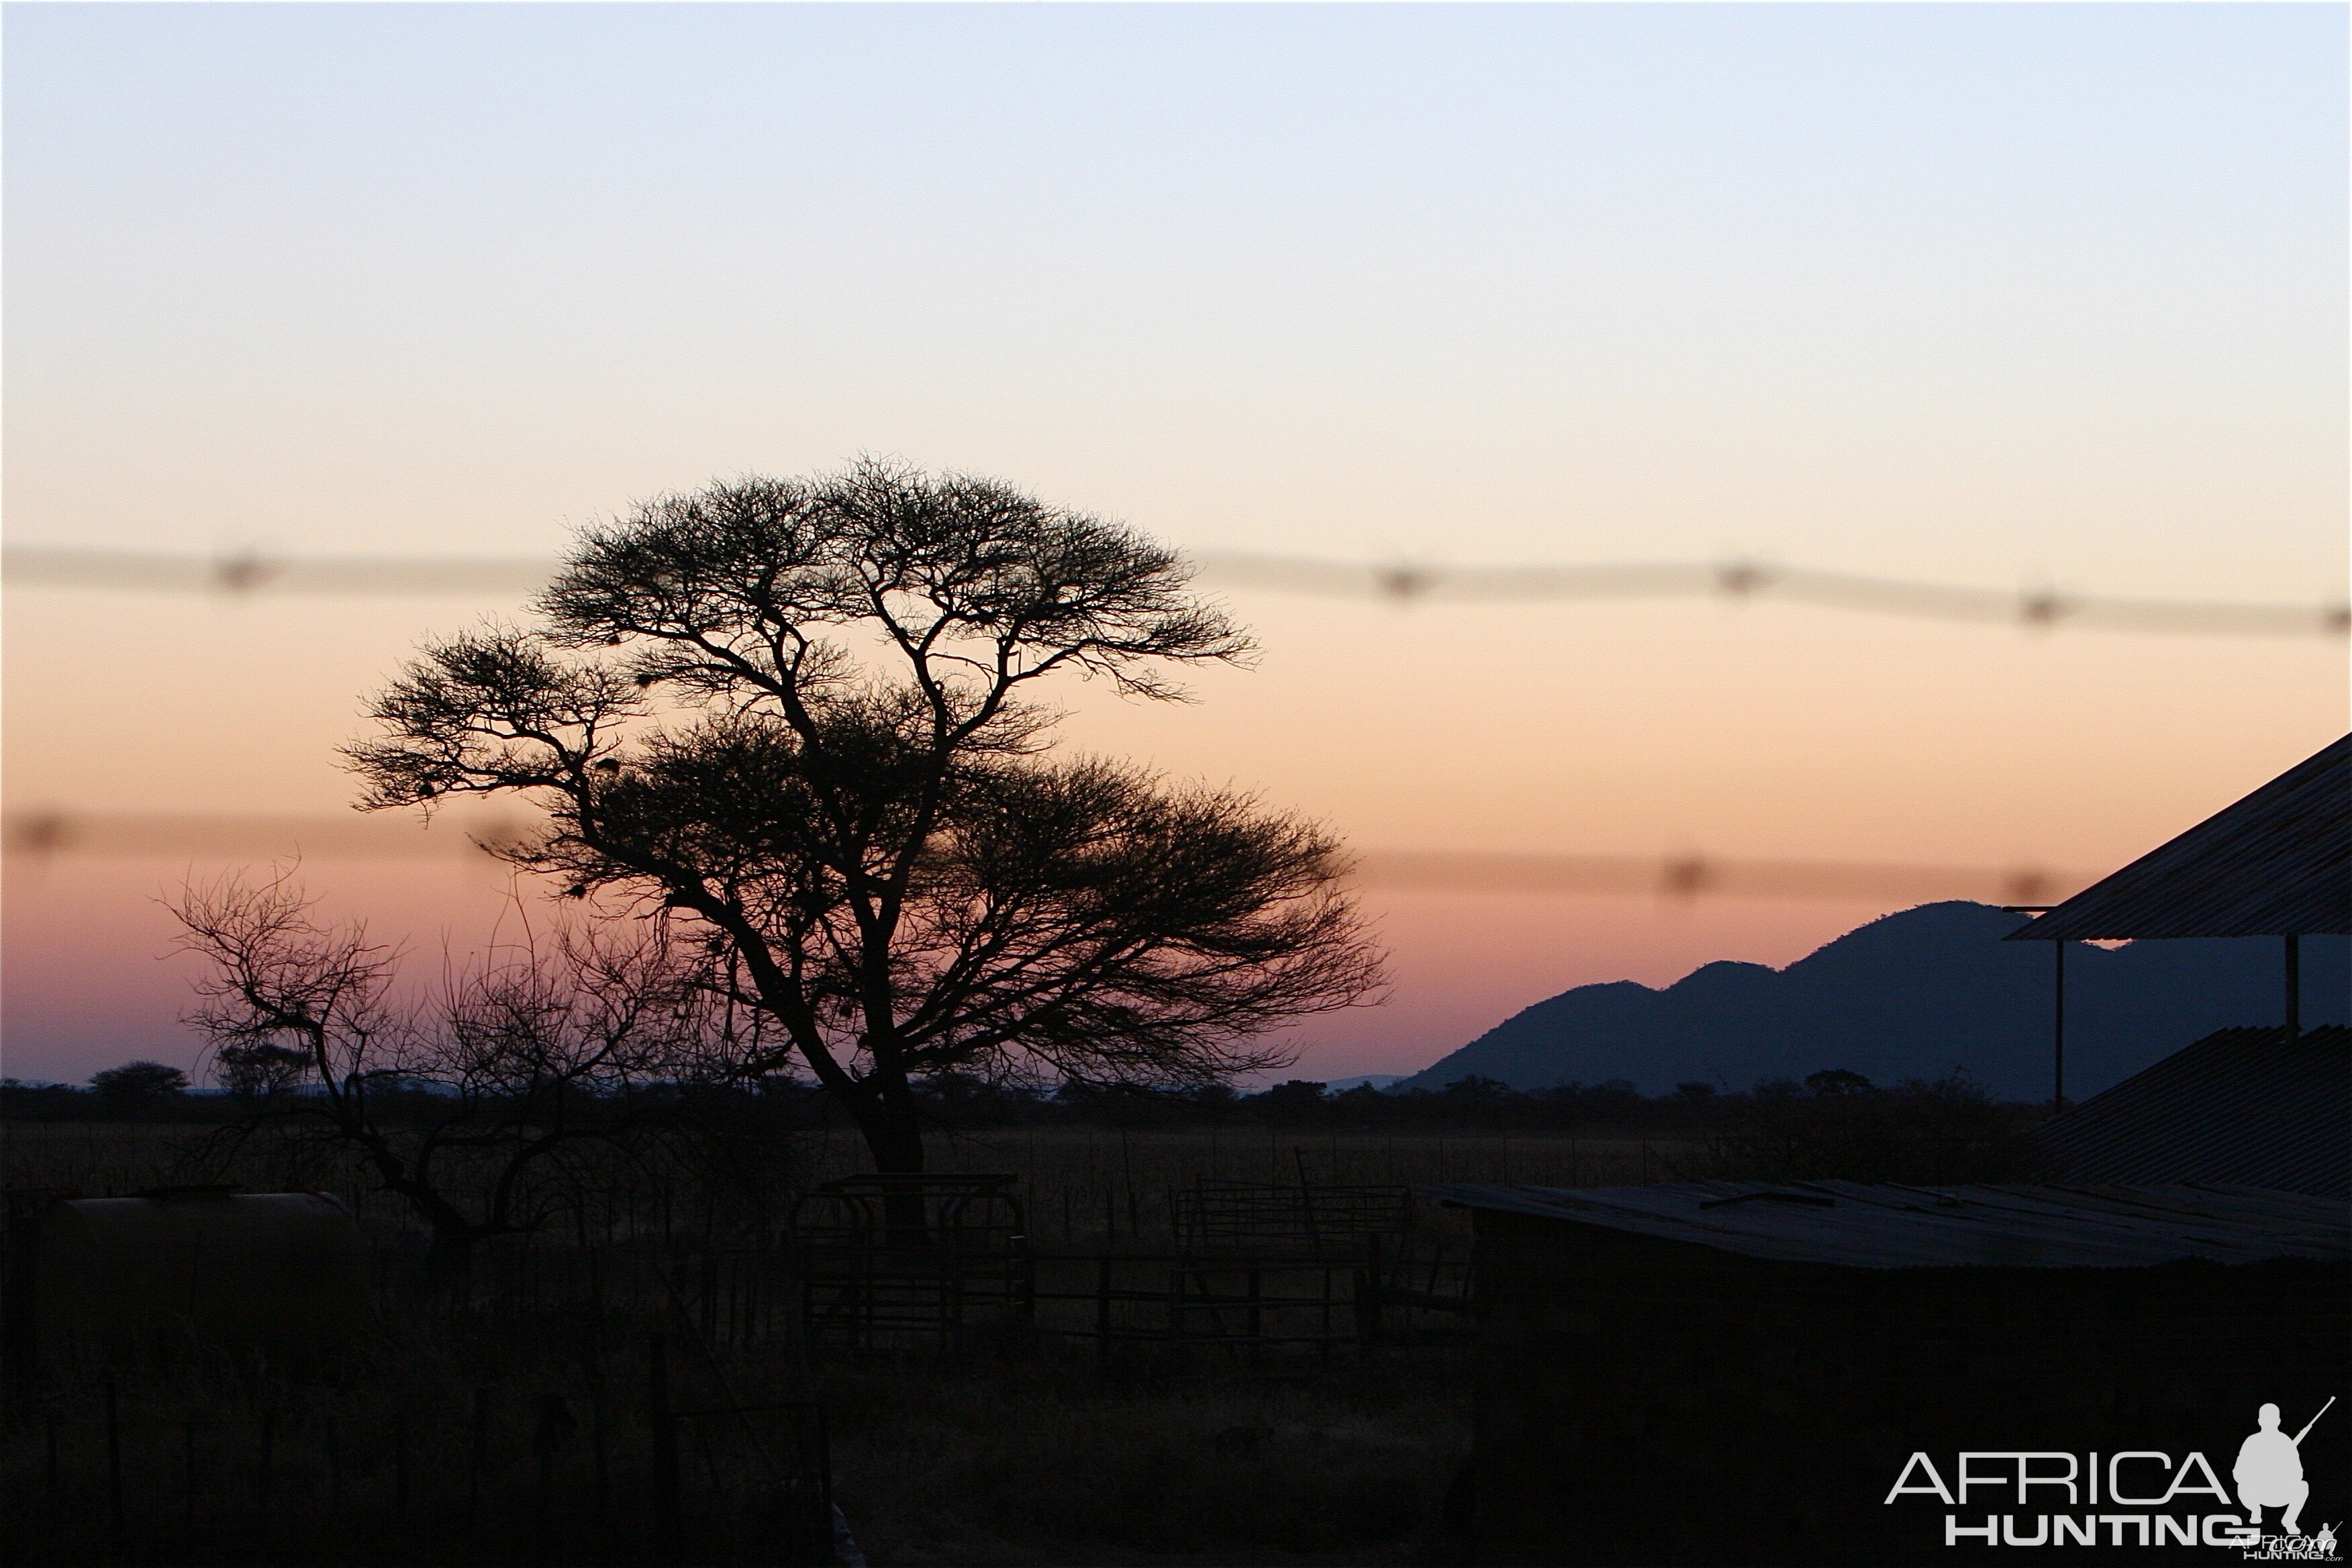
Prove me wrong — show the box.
[5,1099,2029,1563]
[5,1119,1684,1564]
[814,1125,1691,1248]
[5,1318,1473,1567]
[817,1352,1471,1567]
[5,1120,1696,1244]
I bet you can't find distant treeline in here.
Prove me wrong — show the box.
[914,1067,2038,1136]
[0,1070,816,1128]
[4,1061,2032,1132]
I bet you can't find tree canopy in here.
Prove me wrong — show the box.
[89,1060,189,1116]
[347,462,1385,1172]
[173,868,730,1272]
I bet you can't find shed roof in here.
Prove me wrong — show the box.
[2035,1025,2349,1198]
[2008,734,2350,940]
[1427,1179,2349,1270]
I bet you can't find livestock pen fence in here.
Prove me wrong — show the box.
[3,1185,836,1567]
[787,1174,1473,1367]
[9,1167,1476,1379]
[8,1328,834,1567]
[3,1178,1467,1563]
[4,1148,1502,1562]
[354,1172,1475,1368]
[416,1207,1473,1373]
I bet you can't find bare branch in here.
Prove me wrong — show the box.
[346,462,1380,1175]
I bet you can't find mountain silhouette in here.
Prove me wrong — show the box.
[1401,901,2350,1101]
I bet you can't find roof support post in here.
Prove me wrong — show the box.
[2053,940,2066,1114]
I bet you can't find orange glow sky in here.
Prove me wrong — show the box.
[5,5,2345,1087]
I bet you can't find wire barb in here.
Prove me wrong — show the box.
[0,807,2092,904]
[2,544,2341,638]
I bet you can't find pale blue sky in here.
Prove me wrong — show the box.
[7,3,2345,594]
[5,3,2347,1083]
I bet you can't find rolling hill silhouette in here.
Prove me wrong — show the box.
[1401,901,2349,1101]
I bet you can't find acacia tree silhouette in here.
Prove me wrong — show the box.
[347,462,1385,1177]
[88,1061,189,1117]
[172,869,728,1277]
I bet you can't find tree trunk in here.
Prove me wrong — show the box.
[859,1110,926,1176]
[853,1088,929,1244]
[425,1222,477,1291]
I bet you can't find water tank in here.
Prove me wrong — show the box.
[34,1189,368,1365]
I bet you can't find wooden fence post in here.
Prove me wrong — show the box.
[1093,1256,1113,1374]
[393,1412,410,1516]
[589,1357,610,1530]
[468,1385,488,1526]
[1319,1264,1334,1371]
[647,1333,682,1558]
[533,1397,559,1552]
[256,1402,275,1539]
[103,1375,124,1539]
[699,1250,718,1344]
[1246,1264,1263,1374]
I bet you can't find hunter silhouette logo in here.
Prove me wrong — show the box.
[2238,1399,2329,1537]
[1883,1396,2337,1553]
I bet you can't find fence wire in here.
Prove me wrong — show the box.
[6,544,2343,637]
[0,807,2090,903]
[0,541,2208,901]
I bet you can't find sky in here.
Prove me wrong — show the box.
[5,3,2346,1087]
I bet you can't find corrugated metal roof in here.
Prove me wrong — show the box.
[2008,734,2350,940]
[1428,1179,2349,1269]
[2035,1025,2349,1197]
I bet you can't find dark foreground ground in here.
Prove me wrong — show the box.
[5,1106,2040,1565]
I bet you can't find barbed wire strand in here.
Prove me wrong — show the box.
[4,544,2343,637]
[0,808,2091,905]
